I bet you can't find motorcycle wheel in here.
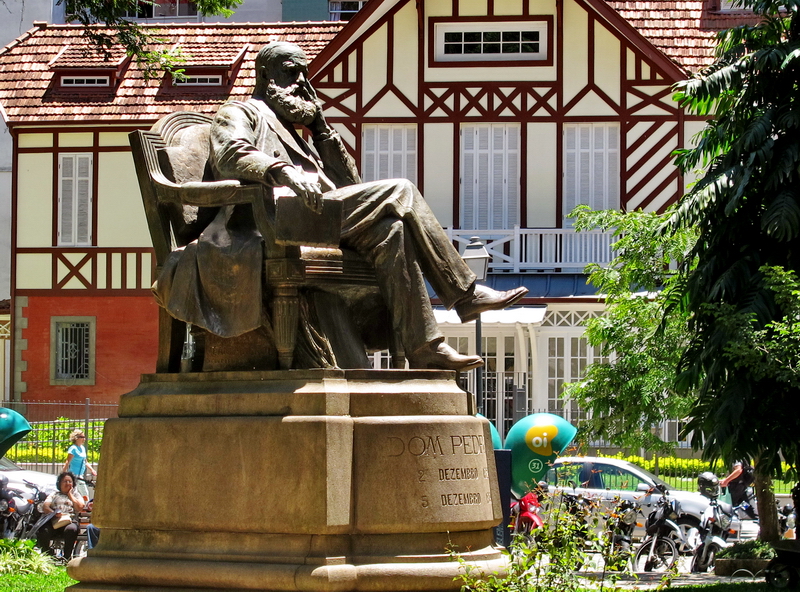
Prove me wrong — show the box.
[633,536,678,573]
[672,516,700,554]
[766,561,798,589]
[691,543,719,573]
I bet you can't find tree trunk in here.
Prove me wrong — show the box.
[755,467,779,542]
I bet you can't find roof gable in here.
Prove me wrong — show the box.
[310,0,760,78]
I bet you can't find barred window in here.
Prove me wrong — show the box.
[51,317,95,385]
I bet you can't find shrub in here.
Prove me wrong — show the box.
[716,540,776,560]
[0,539,57,575]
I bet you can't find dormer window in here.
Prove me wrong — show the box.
[61,76,110,87]
[163,42,247,92]
[48,44,128,92]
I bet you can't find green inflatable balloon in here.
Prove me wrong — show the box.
[0,408,31,458]
[477,414,503,450]
[504,413,577,498]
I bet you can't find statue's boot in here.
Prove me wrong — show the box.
[455,285,529,323]
[408,341,484,371]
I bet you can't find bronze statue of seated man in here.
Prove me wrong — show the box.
[153,41,527,371]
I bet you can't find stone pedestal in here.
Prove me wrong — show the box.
[67,370,507,592]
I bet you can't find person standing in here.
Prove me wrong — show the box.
[64,429,96,499]
[720,459,757,519]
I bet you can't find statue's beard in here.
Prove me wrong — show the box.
[265,82,318,126]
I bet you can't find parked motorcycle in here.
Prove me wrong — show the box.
[0,474,26,538]
[689,471,741,573]
[602,497,638,570]
[510,490,544,542]
[14,479,52,541]
[633,484,681,572]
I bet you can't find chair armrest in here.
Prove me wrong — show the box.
[154,178,265,208]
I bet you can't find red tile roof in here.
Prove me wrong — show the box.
[0,5,763,125]
[605,1,760,72]
[0,22,344,125]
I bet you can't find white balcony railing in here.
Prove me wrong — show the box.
[446,227,614,273]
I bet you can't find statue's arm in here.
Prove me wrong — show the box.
[312,130,362,188]
[210,102,288,187]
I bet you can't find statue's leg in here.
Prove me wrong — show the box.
[334,179,476,309]
[342,214,442,355]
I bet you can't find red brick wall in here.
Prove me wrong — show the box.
[18,295,158,404]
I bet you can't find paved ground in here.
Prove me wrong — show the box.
[579,556,767,588]
[581,572,765,589]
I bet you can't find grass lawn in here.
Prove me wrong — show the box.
[0,573,783,592]
[0,567,76,592]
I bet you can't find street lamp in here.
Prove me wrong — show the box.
[462,237,490,414]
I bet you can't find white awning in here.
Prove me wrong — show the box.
[433,306,547,325]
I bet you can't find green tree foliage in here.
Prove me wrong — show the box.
[57,0,242,77]
[562,206,696,453]
[669,0,800,476]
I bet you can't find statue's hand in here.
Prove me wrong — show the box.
[274,165,323,214]
[300,80,330,138]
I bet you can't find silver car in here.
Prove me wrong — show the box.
[0,457,57,497]
[543,456,730,543]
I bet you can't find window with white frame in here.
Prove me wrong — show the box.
[51,317,95,385]
[122,0,197,18]
[58,153,93,246]
[173,74,223,86]
[546,335,605,423]
[461,123,520,230]
[61,76,110,87]
[329,1,367,21]
[435,21,548,62]
[563,123,619,225]
[362,124,417,184]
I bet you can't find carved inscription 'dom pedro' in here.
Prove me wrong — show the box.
[386,433,493,510]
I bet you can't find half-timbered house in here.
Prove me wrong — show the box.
[0,2,755,439]
[306,0,755,438]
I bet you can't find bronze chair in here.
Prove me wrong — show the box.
[129,111,400,372]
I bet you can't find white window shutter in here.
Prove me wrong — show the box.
[405,126,417,185]
[362,124,417,184]
[505,125,520,229]
[58,153,92,246]
[564,126,577,224]
[462,125,476,228]
[59,155,74,244]
[460,123,520,230]
[563,123,620,222]
[363,126,376,182]
[77,154,92,245]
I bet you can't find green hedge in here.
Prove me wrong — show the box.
[5,418,105,464]
[598,452,796,494]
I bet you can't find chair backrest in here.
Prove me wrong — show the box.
[129,111,218,266]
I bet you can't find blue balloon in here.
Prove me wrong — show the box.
[0,408,31,458]
[504,413,577,497]
[477,414,503,450]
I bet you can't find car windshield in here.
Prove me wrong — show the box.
[616,460,672,490]
[0,457,20,470]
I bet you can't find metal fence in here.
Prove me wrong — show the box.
[2,399,118,475]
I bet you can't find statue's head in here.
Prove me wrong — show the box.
[254,42,319,126]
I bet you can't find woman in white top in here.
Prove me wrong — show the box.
[38,471,85,560]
